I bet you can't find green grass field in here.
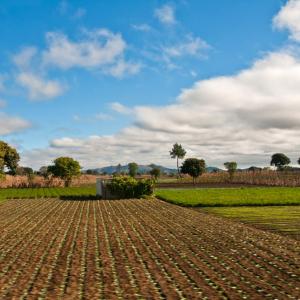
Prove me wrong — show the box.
[201,206,300,239]
[0,186,96,200]
[155,187,300,207]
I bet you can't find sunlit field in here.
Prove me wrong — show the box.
[156,187,300,207]
[201,206,300,240]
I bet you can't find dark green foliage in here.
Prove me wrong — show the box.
[116,163,122,175]
[16,167,35,187]
[224,161,237,181]
[16,167,34,176]
[47,157,81,187]
[181,158,206,183]
[86,169,99,175]
[38,166,51,179]
[107,176,153,199]
[271,153,290,170]
[150,167,161,180]
[0,141,20,175]
[170,143,186,177]
[128,162,138,177]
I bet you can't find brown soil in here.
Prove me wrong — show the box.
[0,198,299,299]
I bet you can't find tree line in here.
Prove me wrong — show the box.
[1,139,299,187]
[169,143,300,183]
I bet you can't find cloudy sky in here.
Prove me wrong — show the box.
[1,0,300,169]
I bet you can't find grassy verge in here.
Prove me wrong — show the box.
[155,187,300,207]
[0,186,96,200]
[201,206,300,238]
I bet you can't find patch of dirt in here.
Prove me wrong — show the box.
[0,198,299,299]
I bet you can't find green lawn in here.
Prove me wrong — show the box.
[155,187,300,207]
[201,206,300,239]
[0,186,96,200]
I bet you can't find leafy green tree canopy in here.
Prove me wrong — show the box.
[48,157,81,187]
[128,162,138,177]
[16,166,33,176]
[181,158,206,184]
[0,141,20,175]
[224,161,237,181]
[150,167,161,180]
[170,143,186,177]
[270,153,290,170]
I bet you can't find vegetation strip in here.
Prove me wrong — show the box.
[156,187,300,207]
[201,206,300,240]
[0,186,96,200]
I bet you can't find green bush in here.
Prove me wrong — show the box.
[107,176,154,199]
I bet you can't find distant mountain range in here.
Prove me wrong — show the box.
[84,164,223,175]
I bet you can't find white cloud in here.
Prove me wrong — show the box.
[12,28,138,100]
[17,72,65,100]
[13,47,37,69]
[22,49,300,169]
[132,24,152,32]
[73,113,113,122]
[163,36,210,58]
[51,137,84,148]
[105,59,142,78]
[43,30,126,69]
[58,1,86,19]
[273,0,300,42]
[154,5,176,25]
[110,102,132,114]
[0,113,31,135]
[40,28,140,77]
[20,3,300,169]
[13,47,65,100]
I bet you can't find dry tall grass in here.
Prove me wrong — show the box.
[0,174,104,188]
[198,170,300,187]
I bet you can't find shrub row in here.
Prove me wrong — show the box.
[107,176,154,199]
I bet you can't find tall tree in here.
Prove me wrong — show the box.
[181,158,206,184]
[224,161,237,181]
[116,163,122,174]
[0,141,20,175]
[170,143,186,178]
[48,157,81,187]
[150,167,161,181]
[128,162,138,177]
[270,153,290,170]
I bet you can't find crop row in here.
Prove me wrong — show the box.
[0,187,95,200]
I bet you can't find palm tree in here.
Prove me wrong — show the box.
[170,143,186,178]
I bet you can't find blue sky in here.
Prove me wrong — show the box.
[2,0,300,169]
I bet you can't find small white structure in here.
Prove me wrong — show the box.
[96,178,113,199]
[96,178,103,197]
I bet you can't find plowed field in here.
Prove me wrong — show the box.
[0,198,299,299]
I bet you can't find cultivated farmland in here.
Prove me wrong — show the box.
[156,187,300,207]
[0,198,299,299]
[202,206,300,241]
[0,186,95,200]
